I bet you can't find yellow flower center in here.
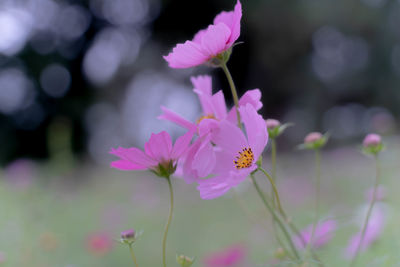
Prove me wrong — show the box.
[234,147,254,169]
[196,114,216,124]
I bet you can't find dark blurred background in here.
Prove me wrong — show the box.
[0,0,398,165]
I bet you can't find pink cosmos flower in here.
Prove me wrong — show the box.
[345,204,386,258]
[203,244,247,267]
[196,103,268,199]
[110,129,194,176]
[293,220,337,249]
[159,75,262,134]
[86,232,113,256]
[164,1,242,68]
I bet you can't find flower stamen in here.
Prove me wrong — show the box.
[234,147,254,169]
[196,114,216,124]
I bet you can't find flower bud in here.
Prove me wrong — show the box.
[176,254,195,267]
[363,134,381,147]
[266,119,281,129]
[120,229,136,245]
[362,133,383,155]
[300,132,328,150]
[304,132,323,144]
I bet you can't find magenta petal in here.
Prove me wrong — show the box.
[171,127,196,159]
[211,90,227,120]
[201,23,231,57]
[213,0,242,46]
[110,147,156,168]
[227,89,262,123]
[144,132,173,163]
[163,41,208,68]
[110,160,147,170]
[211,120,247,156]
[239,104,268,159]
[197,176,232,199]
[191,75,214,115]
[192,141,216,177]
[158,106,196,130]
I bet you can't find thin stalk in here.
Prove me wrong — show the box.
[271,139,277,205]
[220,62,241,126]
[129,244,139,267]
[259,167,286,217]
[350,155,380,267]
[250,174,301,261]
[306,149,321,259]
[162,177,174,267]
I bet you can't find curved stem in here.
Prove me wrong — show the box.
[259,167,286,217]
[250,174,301,261]
[306,149,321,258]
[162,177,174,267]
[350,155,380,267]
[220,62,241,126]
[129,244,139,267]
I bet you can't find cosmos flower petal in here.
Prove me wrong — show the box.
[227,89,262,123]
[110,160,147,170]
[192,75,214,115]
[171,127,196,159]
[201,23,232,57]
[211,120,247,155]
[211,90,227,120]
[213,0,242,46]
[158,106,196,130]
[239,104,268,159]
[144,131,173,162]
[110,147,157,168]
[163,41,208,68]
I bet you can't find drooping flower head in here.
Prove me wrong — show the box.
[110,129,195,178]
[164,1,242,68]
[293,220,337,249]
[159,75,262,135]
[196,104,268,199]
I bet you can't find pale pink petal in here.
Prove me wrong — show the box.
[345,205,385,258]
[293,220,337,249]
[110,160,147,170]
[211,120,247,156]
[183,138,203,184]
[201,23,231,57]
[198,119,220,137]
[171,127,196,159]
[239,104,268,159]
[158,106,196,130]
[204,244,247,267]
[211,90,227,120]
[197,176,232,199]
[144,132,173,163]
[227,89,263,123]
[110,147,157,168]
[191,75,214,115]
[191,141,216,177]
[192,28,208,45]
[213,0,242,47]
[163,41,208,68]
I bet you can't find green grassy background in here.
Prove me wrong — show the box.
[0,138,399,266]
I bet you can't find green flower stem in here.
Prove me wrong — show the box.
[220,62,241,126]
[129,244,139,267]
[162,177,174,267]
[306,149,321,260]
[271,139,277,205]
[250,174,301,261]
[259,167,285,217]
[350,155,381,267]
